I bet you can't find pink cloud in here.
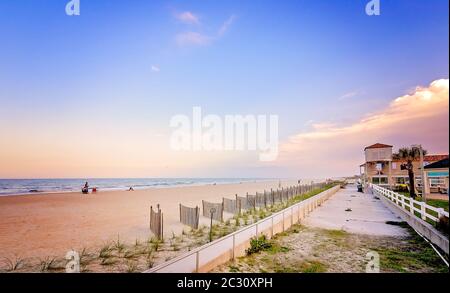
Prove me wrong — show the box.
[278,79,449,177]
[175,11,200,25]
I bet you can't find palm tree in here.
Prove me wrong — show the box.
[393,146,427,199]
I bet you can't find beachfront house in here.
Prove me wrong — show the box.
[423,158,449,195]
[360,143,449,197]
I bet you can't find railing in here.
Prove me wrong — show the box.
[144,185,340,273]
[371,184,449,223]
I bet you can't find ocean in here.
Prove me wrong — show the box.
[0,178,275,196]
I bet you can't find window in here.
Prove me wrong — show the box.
[372,177,388,185]
[395,177,409,184]
[415,176,423,188]
[430,178,446,188]
[392,163,397,169]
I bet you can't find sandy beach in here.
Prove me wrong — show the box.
[0,180,300,260]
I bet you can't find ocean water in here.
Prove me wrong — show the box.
[0,178,273,196]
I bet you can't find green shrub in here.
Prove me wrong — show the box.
[246,235,272,255]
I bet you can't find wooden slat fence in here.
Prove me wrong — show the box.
[223,197,239,214]
[255,192,266,208]
[236,195,249,211]
[202,200,224,222]
[150,204,164,240]
[179,204,200,229]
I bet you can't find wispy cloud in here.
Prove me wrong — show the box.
[151,65,160,72]
[175,31,211,46]
[175,11,200,25]
[218,14,237,36]
[339,90,361,100]
[278,79,449,176]
[174,14,236,47]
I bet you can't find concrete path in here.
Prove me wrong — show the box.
[303,185,408,236]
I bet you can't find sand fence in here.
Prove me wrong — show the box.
[149,205,164,240]
[176,184,325,229]
[202,200,224,222]
[179,204,200,229]
[149,184,323,240]
[223,197,238,214]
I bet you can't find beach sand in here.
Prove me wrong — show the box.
[0,180,300,260]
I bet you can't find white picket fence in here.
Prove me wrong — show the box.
[371,184,449,223]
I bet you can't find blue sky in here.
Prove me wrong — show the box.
[0,0,448,178]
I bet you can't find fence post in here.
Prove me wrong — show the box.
[410,199,415,215]
[421,202,427,220]
[196,251,199,273]
[264,190,267,207]
[149,205,152,230]
[437,208,444,223]
[195,206,199,229]
[291,206,294,227]
[232,234,236,260]
[271,217,274,238]
[161,211,164,241]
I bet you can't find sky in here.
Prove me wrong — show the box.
[0,0,448,179]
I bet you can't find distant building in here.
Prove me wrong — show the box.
[360,143,448,196]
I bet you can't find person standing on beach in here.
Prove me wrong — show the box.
[82,182,89,194]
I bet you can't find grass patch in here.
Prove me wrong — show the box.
[228,265,240,272]
[126,260,138,273]
[298,260,328,273]
[99,243,113,259]
[39,257,58,272]
[114,235,125,253]
[265,243,291,254]
[322,229,348,239]
[427,199,449,212]
[100,257,118,266]
[2,256,25,272]
[374,226,448,273]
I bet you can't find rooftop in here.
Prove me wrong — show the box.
[364,143,393,150]
[424,158,449,169]
[392,154,449,162]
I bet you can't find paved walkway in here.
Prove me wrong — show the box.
[303,185,408,236]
